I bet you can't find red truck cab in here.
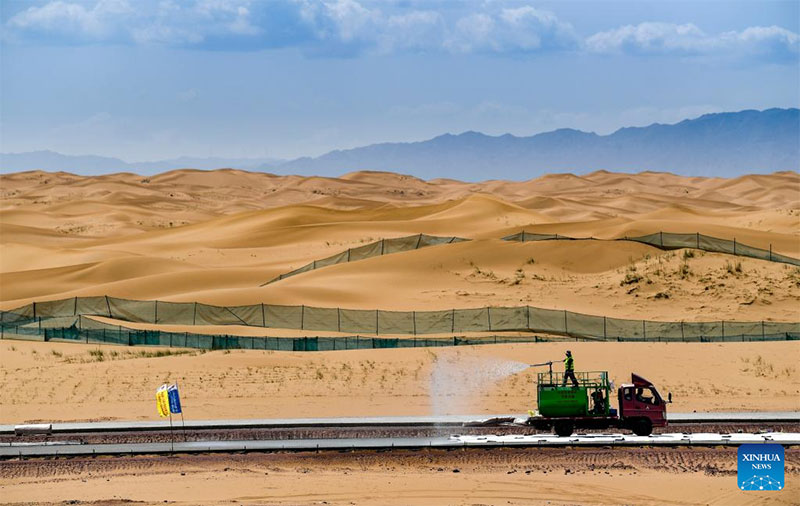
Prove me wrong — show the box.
[617,373,668,435]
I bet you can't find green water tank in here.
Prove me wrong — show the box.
[538,386,589,417]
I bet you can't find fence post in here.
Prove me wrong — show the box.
[696,233,700,249]
[415,233,422,249]
[33,301,37,318]
[193,302,197,325]
[412,311,416,335]
[761,320,765,339]
[603,316,607,339]
[337,308,341,332]
[451,309,455,333]
[642,320,646,340]
[105,296,112,318]
[74,296,78,316]
[38,316,41,335]
[681,321,685,342]
[380,239,385,255]
[563,310,568,335]
[347,248,351,261]
[660,231,663,248]
[487,307,492,331]
[301,305,305,330]
[733,238,737,256]
[261,303,266,327]
[526,306,530,330]
[154,300,158,324]
[375,309,379,335]
[721,320,725,339]
[769,244,772,261]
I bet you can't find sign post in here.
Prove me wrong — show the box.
[168,382,186,441]
[156,384,174,451]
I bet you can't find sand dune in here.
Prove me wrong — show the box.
[1,169,798,325]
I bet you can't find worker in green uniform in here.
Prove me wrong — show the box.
[562,350,578,387]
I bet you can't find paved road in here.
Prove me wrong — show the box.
[2,432,798,458]
[3,412,797,435]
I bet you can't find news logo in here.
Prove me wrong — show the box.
[738,444,784,491]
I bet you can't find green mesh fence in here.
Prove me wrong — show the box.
[261,234,469,285]
[502,230,800,266]
[2,297,798,348]
[0,308,800,351]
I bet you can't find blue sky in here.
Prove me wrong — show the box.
[1,0,798,161]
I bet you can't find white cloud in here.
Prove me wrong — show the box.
[586,22,799,61]
[4,1,798,62]
[8,0,133,40]
[445,7,578,53]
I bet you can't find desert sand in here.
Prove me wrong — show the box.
[1,169,798,505]
[2,448,798,505]
[1,339,798,423]
[0,170,798,321]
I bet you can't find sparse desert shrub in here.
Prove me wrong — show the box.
[512,268,525,285]
[526,257,536,265]
[724,261,743,275]
[654,292,670,300]
[683,250,695,260]
[677,262,691,279]
[88,349,105,362]
[51,350,63,358]
[620,272,642,286]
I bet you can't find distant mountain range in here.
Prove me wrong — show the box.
[0,152,282,175]
[2,108,798,179]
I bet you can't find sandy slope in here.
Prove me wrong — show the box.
[1,339,797,423]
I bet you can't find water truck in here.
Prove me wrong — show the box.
[525,363,670,437]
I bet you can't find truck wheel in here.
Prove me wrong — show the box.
[631,418,652,437]
[554,421,574,437]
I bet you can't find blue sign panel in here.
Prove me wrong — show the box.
[738,444,784,491]
[167,384,182,414]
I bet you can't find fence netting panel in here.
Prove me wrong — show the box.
[35,298,77,318]
[155,301,194,325]
[339,308,378,333]
[76,296,111,317]
[265,304,303,329]
[314,250,349,269]
[414,310,455,334]
[384,235,420,254]
[454,307,490,332]
[347,241,383,262]
[488,307,528,331]
[528,307,567,334]
[566,311,605,338]
[108,297,155,323]
[378,310,415,334]
[303,306,338,331]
